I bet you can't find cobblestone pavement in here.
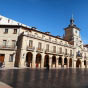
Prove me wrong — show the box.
[0,68,88,88]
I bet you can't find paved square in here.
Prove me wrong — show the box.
[0,68,88,88]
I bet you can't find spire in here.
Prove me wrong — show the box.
[70,14,74,26]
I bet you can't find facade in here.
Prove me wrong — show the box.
[0,15,88,68]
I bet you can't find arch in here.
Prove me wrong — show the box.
[26,52,33,67]
[64,57,67,65]
[44,55,49,67]
[52,55,56,66]
[76,59,81,68]
[36,53,42,68]
[69,58,72,67]
[58,57,62,65]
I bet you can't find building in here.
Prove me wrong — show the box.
[0,15,88,68]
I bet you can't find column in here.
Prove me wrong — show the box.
[49,55,52,68]
[67,57,69,68]
[41,53,45,68]
[62,56,64,67]
[56,56,59,68]
[32,51,36,68]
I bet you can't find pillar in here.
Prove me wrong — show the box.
[56,56,59,68]
[62,56,64,67]
[67,57,69,68]
[49,55,52,68]
[32,51,36,68]
[41,53,45,68]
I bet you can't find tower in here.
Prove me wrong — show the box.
[64,16,83,47]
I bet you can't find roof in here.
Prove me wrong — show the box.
[64,25,80,30]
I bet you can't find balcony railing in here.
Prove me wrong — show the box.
[57,52,64,55]
[45,49,51,54]
[36,48,43,52]
[51,50,57,54]
[27,46,35,51]
[64,53,69,56]
[0,45,16,50]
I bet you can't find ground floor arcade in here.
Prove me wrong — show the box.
[18,51,88,68]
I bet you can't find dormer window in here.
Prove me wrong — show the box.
[4,29,8,34]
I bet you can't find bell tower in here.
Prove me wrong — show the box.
[64,16,83,47]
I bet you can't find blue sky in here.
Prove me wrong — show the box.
[0,0,88,44]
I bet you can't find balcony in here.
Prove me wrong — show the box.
[64,53,69,57]
[27,46,35,51]
[36,48,43,53]
[0,45,16,50]
[51,50,57,55]
[57,52,64,56]
[45,49,51,54]
[70,54,74,58]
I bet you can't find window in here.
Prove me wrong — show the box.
[3,40,7,47]
[12,40,16,48]
[9,54,13,62]
[65,49,67,55]
[29,40,33,47]
[59,47,62,54]
[70,50,72,56]
[13,29,17,34]
[53,46,56,53]
[4,29,8,33]
[38,42,42,50]
[46,44,49,52]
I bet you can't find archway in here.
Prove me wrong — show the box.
[58,57,62,65]
[84,60,86,68]
[36,53,42,68]
[69,58,72,67]
[44,55,49,67]
[76,59,81,68]
[26,52,33,67]
[52,55,56,67]
[64,57,67,65]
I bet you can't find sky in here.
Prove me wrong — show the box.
[0,0,88,44]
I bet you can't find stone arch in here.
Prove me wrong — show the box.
[64,57,67,65]
[52,55,56,67]
[76,59,81,68]
[44,55,49,67]
[58,57,62,65]
[26,52,33,67]
[69,58,72,67]
[36,53,42,68]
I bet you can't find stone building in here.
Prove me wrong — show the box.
[0,15,88,68]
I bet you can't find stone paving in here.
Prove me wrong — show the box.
[0,68,88,88]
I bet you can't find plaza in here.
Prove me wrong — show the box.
[0,68,88,88]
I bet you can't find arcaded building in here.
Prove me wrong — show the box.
[0,15,88,68]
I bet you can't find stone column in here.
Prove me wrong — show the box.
[62,56,64,67]
[32,51,36,68]
[49,55,52,68]
[67,57,69,68]
[41,53,45,68]
[56,56,59,68]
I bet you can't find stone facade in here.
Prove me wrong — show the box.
[0,15,88,68]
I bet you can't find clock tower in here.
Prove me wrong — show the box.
[64,16,83,48]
